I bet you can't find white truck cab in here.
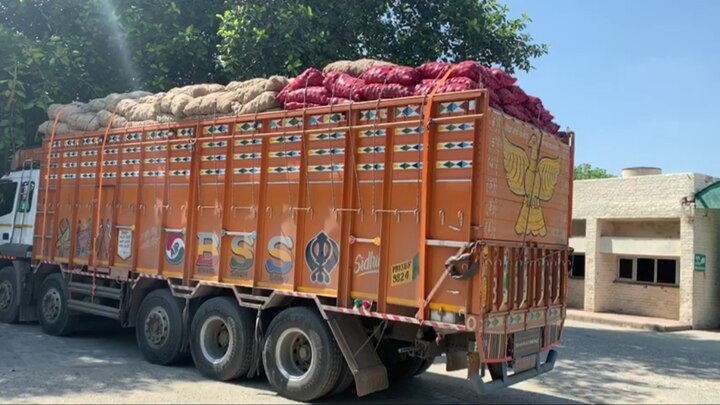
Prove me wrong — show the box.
[0,166,40,249]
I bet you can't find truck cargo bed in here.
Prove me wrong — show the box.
[34,89,572,327]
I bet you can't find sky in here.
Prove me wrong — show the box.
[502,0,720,176]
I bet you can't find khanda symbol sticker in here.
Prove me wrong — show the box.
[305,231,340,285]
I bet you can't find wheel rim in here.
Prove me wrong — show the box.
[41,287,62,323]
[144,306,171,348]
[275,327,314,382]
[200,315,234,365]
[0,280,13,311]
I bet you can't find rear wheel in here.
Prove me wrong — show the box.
[37,273,76,336]
[330,364,355,396]
[413,356,436,377]
[189,297,255,381]
[136,289,186,365]
[263,307,343,401]
[0,266,19,324]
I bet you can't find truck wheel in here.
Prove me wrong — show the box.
[189,297,254,381]
[0,266,20,324]
[136,289,186,365]
[37,273,76,336]
[263,307,343,402]
[330,365,355,396]
[413,356,435,377]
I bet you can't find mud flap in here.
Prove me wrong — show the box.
[468,349,558,394]
[326,312,389,397]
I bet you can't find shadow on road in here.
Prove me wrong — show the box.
[1,320,718,404]
[529,323,720,404]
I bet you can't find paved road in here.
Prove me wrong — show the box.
[0,319,718,404]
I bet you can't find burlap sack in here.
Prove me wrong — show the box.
[238,82,267,104]
[137,92,165,106]
[214,91,241,114]
[47,103,84,120]
[38,121,72,136]
[115,99,138,117]
[66,112,100,131]
[323,58,395,78]
[170,94,193,117]
[183,97,203,117]
[185,84,224,98]
[156,113,178,123]
[96,110,114,127]
[239,91,280,114]
[265,76,289,92]
[198,94,218,115]
[226,78,266,92]
[88,98,107,112]
[110,116,129,128]
[126,103,157,122]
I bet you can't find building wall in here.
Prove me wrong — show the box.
[691,209,720,328]
[573,173,720,328]
[568,278,585,309]
[573,173,715,219]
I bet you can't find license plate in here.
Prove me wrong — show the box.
[513,328,542,358]
[513,354,537,373]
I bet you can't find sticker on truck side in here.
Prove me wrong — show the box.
[390,253,419,286]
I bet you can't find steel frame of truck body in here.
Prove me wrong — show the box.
[0,89,574,401]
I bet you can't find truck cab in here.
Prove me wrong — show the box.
[0,166,40,249]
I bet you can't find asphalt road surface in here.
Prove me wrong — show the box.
[1,319,718,404]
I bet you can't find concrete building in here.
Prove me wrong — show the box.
[569,167,720,329]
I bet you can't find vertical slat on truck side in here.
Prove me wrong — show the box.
[347,106,387,306]
[296,110,347,296]
[183,124,202,285]
[193,122,230,281]
[63,136,82,267]
[291,110,311,294]
[220,121,262,287]
[221,119,264,287]
[255,113,303,290]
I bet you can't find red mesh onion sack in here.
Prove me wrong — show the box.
[283,87,331,105]
[481,67,517,90]
[285,101,323,110]
[323,72,365,101]
[449,60,481,82]
[288,67,325,91]
[361,83,413,99]
[330,97,352,105]
[503,104,530,121]
[363,65,421,86]
[417,61,452,79]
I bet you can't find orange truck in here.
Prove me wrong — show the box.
[0,89,573,401]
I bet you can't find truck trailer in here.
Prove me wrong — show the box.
[0,88,573,401]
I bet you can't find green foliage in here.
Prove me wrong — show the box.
[574,163,616,180]
[217,0,548,80]
[0,0,547,168]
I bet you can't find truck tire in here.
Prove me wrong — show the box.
[330,365,355,396]
[37,273,76,336]
[263,307,343,402]
[0,266,19,324]
[136,289,186,365]
[189,297,254,381]
[413,356,435,377]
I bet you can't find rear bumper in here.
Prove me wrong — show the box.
[468,349,558,395]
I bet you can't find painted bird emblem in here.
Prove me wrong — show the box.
[503,135,561,237]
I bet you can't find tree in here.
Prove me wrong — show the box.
[0,0,548,167]
[574,163,615,180]
[217,0,548,79]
